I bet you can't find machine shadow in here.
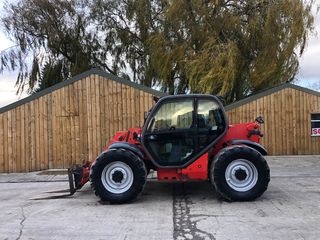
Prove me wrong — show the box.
[141,180,219,201]
[76,180,272,205]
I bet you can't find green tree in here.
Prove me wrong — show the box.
[0,0,315,103]
[146,0,315,101]
[0,0,112,93]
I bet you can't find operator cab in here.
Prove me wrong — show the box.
[142,95,227,168]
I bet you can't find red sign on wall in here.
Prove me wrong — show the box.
[312,128,320,136]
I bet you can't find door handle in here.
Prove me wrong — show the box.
[148,135,158,140]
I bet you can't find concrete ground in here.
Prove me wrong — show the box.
[0,156,320,240]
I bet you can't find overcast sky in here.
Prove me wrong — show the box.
[0,3,319,108]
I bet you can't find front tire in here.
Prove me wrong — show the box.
[210,146,270,201]
[90,149,147,204]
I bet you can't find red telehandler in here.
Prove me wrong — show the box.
[43,94,270,203]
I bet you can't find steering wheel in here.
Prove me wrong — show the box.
[169,126,176,131]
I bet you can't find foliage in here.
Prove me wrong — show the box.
[1,0,100,93]
[146,0,315,101]
[0,0,315,102]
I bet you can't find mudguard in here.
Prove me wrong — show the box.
[108,142,145,159]
[230,139,268,156]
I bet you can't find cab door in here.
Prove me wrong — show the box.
[143,97,196,167]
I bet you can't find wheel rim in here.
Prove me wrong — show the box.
[225,159,258,192]
[101,161,134,194]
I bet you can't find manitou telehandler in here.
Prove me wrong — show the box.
[43,94,270,203]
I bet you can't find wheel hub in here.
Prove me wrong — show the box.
[234,168,247,181]
[112,170,124,183]
[101,161,134,194]
[225,159,258,192]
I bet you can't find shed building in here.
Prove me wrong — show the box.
[1,76,319,173]
[226,83,320,155]
[0,69,165,173]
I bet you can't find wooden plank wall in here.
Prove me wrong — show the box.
[226,87,320,155]
[0,74,154,173]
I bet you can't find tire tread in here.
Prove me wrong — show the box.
[210,145,270,201]
[90,148,147,204]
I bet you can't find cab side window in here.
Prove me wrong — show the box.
[197,99,226,149]
[147,100,193,132]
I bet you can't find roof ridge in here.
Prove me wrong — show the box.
[225,82,320,111]
[0,68,166,114]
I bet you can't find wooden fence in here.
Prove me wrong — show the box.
[0,71,162,173]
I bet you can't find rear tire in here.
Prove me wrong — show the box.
[210,146,270,201]
[90,149,147,204]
